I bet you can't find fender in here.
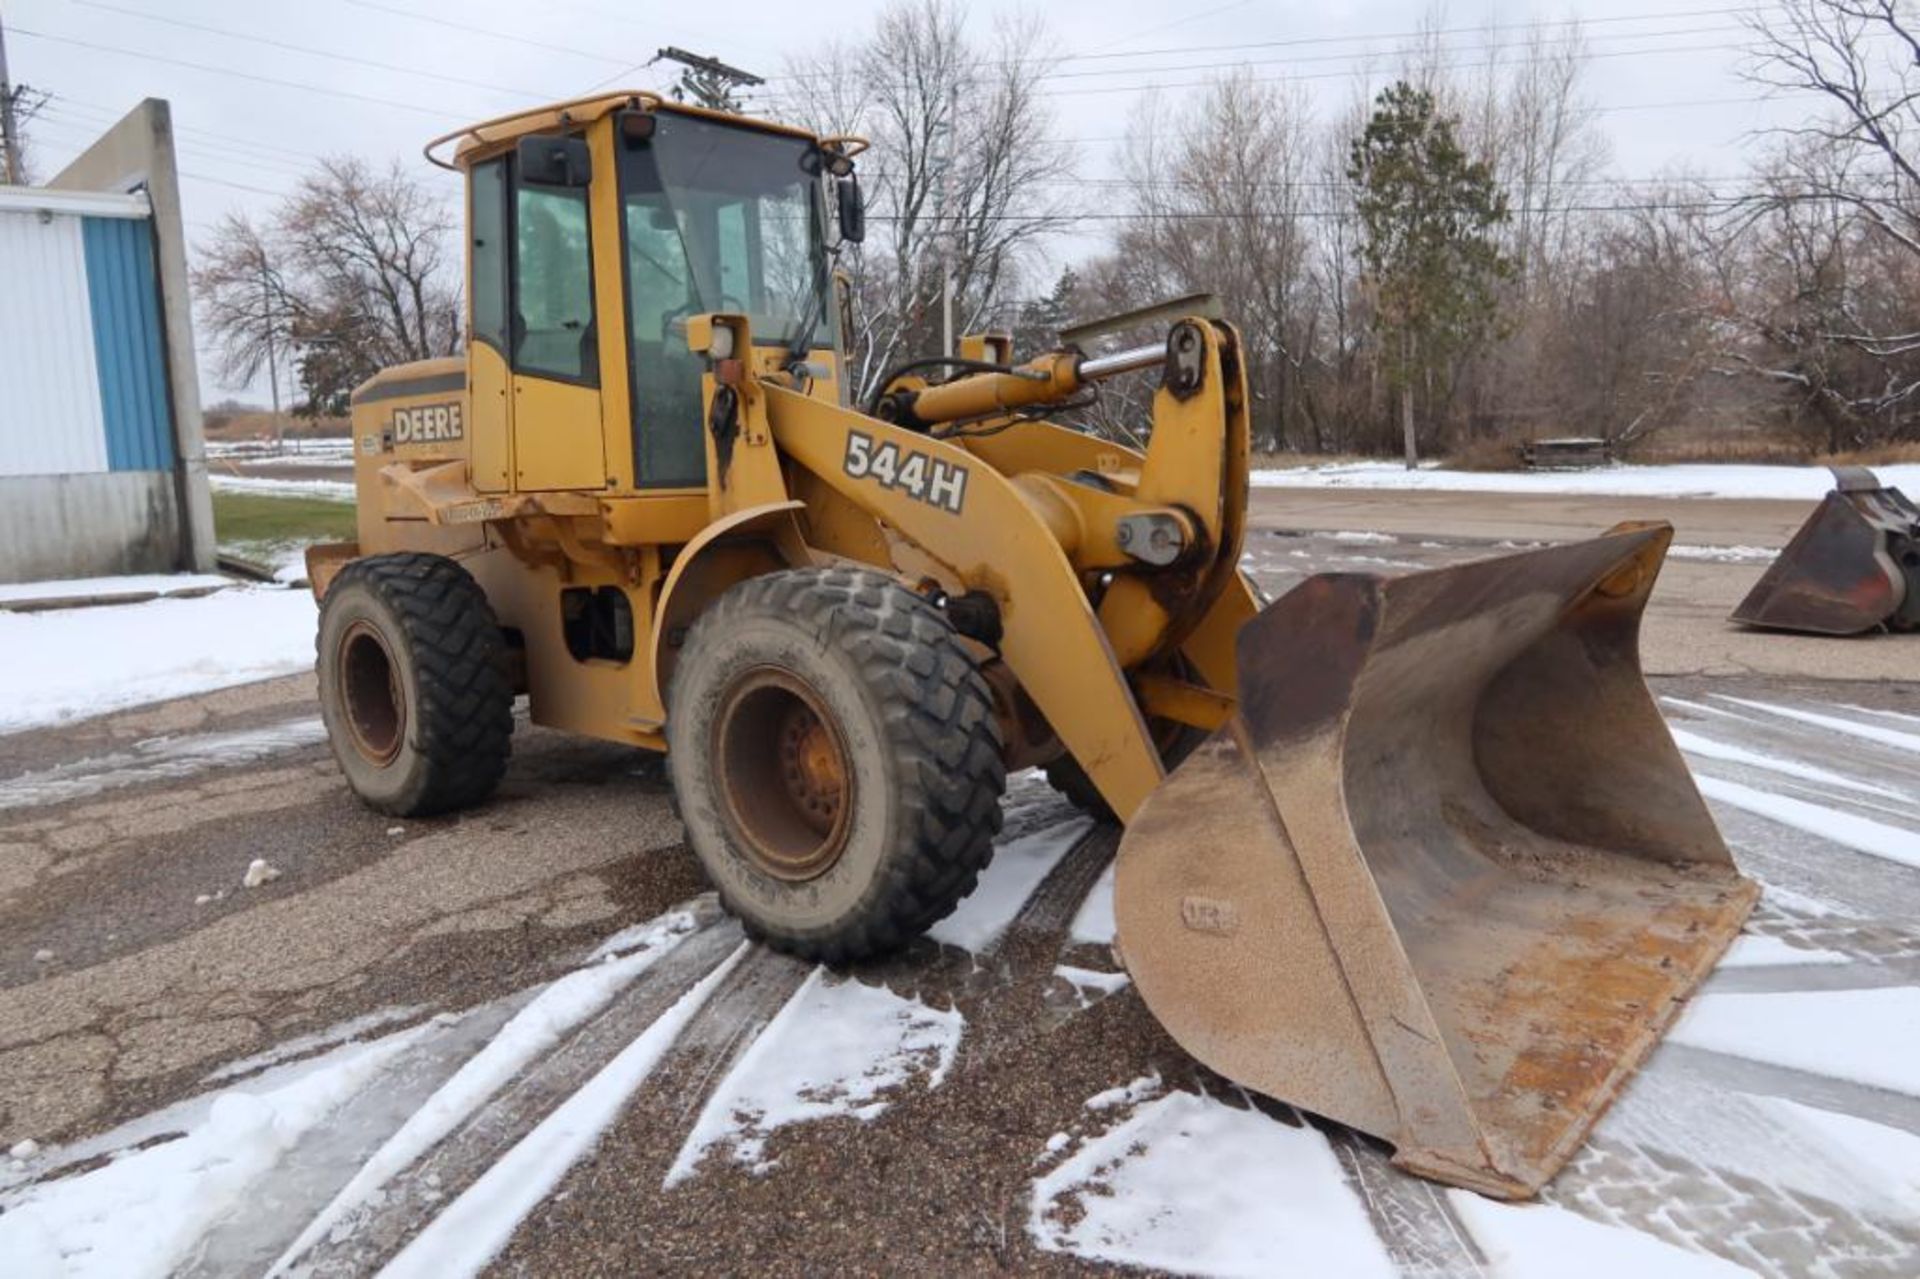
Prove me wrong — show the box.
[762,384,1166,820]
[640,500,814,730]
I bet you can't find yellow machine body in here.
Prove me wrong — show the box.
[312,93,1755,1198]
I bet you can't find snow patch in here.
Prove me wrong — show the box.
[1671,726,1907,800]
[0,1027,426,1279]
[1695,775,1920,870]
[209,474,356,502]
[0,587,318,734]
[665,969,963,1186]
[1753,1098,1920,1214]
[927,817,1093,952]
[377,944,748,1279]
[1085,1073,1161,1112]
[0,573,233,606]
[1668,544,1781,564]
[1067,861,1117,946]
[1717,934,1851,968]
[1250,460,1920,501]
[203,1005,427,1084]
[1717,696,1920,755]
[1029,1090,1397,1278]
[1447,1191,1753,1278]
[1054,964,1130,997]
[1670,986,1920,1096]
[0,717,328,812]
[271,909,700,1273]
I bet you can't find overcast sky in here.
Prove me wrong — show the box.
[5,0,1814,401]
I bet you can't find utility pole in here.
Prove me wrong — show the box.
[650,47,763,114]
[0,11,21,186]
[260,269,284,449]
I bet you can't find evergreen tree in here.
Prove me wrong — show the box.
[1348,82,1510,466]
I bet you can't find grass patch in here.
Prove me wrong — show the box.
[213,490,358,545]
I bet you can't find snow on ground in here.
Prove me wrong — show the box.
[1717,696,1920,755]
[204,1005,427,1085]
[1028,1089,1397,1278]
[926,816,1093,952]
[1670,987,1920,1095]
[1669,725,1909,800]
[209,474,356,502]
[378,945,748,1279]
[1666,544,1781,564]
[1716,934,1851,968]
[1250,460,1920,501]
[1694,776,1920,871]
[0,573,232,607]
[1446,1191,1754,1278]
[1054,964,1130,999]
[0,1026,428,1279]
[1754,1098,1920,1216]
[207,438,352,461]
[1067,861,1117,946]
[664,969,963,1187]
[0,717,328,811]
[272,911,700,1272]
[0,587,316,734]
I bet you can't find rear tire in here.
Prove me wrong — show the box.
[666,567,1006,962]
[316,553,513,817]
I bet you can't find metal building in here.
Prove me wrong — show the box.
[0,99,214,582]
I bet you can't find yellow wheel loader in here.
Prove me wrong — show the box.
[307,93,1757,1199]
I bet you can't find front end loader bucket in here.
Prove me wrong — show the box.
[1731,467,1920,635]
[1116,524,1757,1199]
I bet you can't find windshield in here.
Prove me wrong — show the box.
[618,112,830,349]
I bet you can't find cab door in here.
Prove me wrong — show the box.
[508,150,606,492]
[467,157,511,491]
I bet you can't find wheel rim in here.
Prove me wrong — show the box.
[712,667,854,881]
[339,620,406,766]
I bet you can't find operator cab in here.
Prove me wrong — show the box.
[438,94,864,496]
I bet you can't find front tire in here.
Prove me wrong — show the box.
[316,553,513,817]
[667,567,1006,962]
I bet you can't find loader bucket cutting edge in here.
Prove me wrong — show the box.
[1731,467,1920,635]
[1115,523,1758,1198]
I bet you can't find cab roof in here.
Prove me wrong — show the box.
[426,92,829,172]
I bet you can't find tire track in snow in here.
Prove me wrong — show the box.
[1320,1124,1490,1279]
[282,918,744,1276]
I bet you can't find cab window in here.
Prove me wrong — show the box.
[513,183,596,383]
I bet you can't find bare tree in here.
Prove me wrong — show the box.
[1732,0,1920,443]
[1115,74,1318,451]
[192,156,460,422]
[778,0,1071,400]
[190,212,300,439]
[281,157,461,368]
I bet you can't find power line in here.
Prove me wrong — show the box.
[9,26,471,119]
[1042,37,1747,98]
[66,0,560,101]
[761,6,1767,84]
[338,0,631,67]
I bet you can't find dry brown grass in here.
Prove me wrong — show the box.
[1248,451,1375,470]
[203,410,350,441]
[1825,442,1920,467]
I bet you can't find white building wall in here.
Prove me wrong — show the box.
[0,207,109,478]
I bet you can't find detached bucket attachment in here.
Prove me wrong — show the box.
[1116,524,1757,1199]
[1732,466,1920,635]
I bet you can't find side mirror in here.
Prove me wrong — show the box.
[835,176,865,245]
[517,134,591,188]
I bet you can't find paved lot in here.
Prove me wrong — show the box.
[1,490,1915,1276]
